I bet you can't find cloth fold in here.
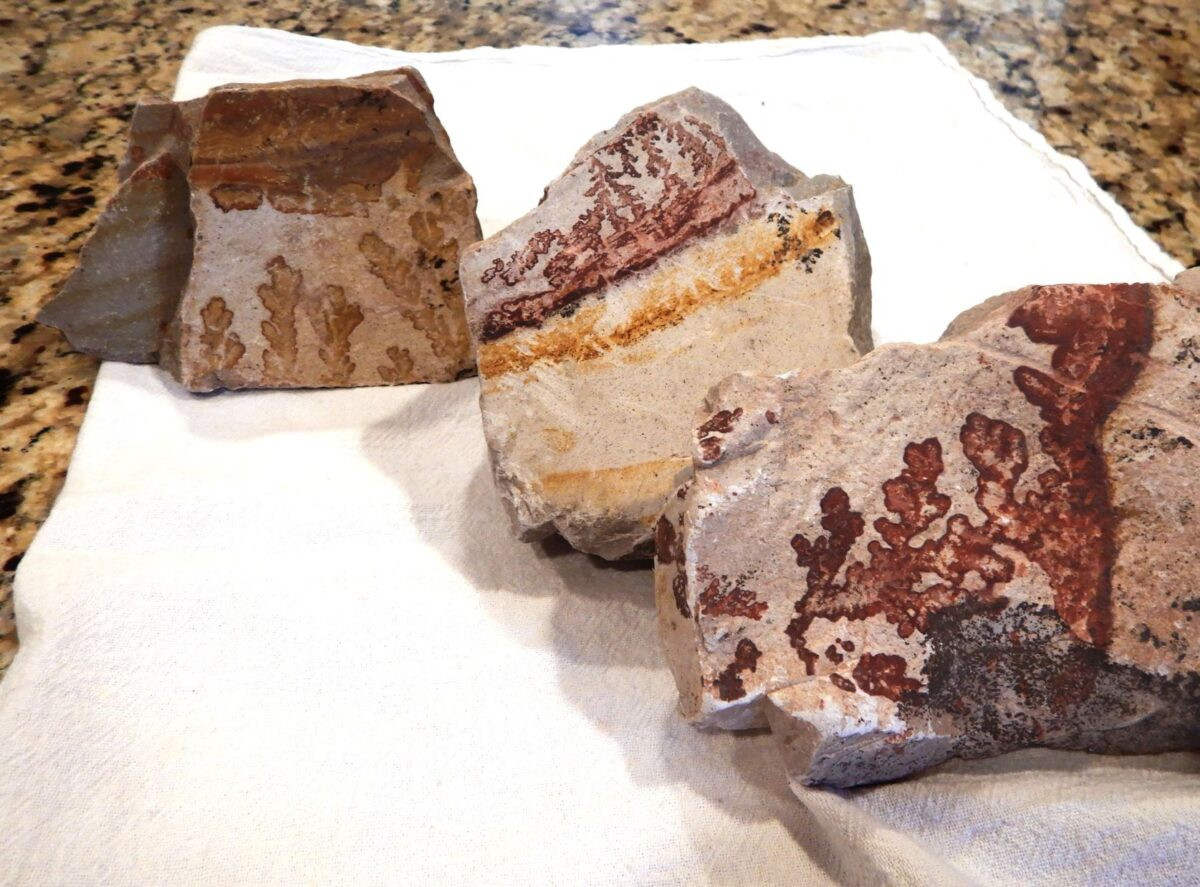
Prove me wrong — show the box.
[2,26,1194,886]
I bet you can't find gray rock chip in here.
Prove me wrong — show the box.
[37,113,193,364]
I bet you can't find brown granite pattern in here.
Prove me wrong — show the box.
[1,1,1196,680]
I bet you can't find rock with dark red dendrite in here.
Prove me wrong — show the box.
[657,274,1200,789]
[40,69,480,392]
[459,88,872,560]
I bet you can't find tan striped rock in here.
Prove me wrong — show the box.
[657,274,1200,788]
[460,88,872,560]
[40,69,480,392]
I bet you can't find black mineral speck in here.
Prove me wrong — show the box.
[0,484,24,521]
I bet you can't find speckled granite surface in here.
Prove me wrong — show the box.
[1,1,1196,678]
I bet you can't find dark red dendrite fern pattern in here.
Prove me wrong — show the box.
[786,284,1153,688]
[478,111,756,341]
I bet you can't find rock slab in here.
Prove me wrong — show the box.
[40,69,480,391]
[657,276,1200,788]
[460,88,871,560]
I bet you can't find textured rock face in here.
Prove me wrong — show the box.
[37,111,194,364]
[657,278,1200,788]
[40,69,479,391]
[460,88,871,560]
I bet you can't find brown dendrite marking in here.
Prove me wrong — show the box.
[308,285,365,385]
[785,284,1153,695]
[656,514,690,618]
[258,256,301,383]
[697,407,743,463]
[198,297,245,373]
[209,183,264,212]
[377,345,416,384]
[1004,283,1152,647]
[851,653,922,701]
[478,111,757,341]
[829,673,856,693]
[360,209,472,372]
[255,256,366,385]
[786,442,1005,676]
[697,570,768,620]
[713,638,762,701]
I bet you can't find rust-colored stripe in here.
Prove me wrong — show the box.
[537,456,693,515]
[478,207,840,378]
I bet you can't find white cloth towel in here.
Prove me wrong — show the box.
[2,27,1195,886]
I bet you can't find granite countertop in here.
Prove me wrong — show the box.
[1,1,1196,678]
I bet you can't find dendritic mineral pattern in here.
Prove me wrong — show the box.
[40,68,479,391]
[657,277,1200,789]
[460,88,872,560]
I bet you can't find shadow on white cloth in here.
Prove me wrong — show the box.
[361,379,1200,885]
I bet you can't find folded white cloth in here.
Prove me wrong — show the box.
[2,26,1194,886]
